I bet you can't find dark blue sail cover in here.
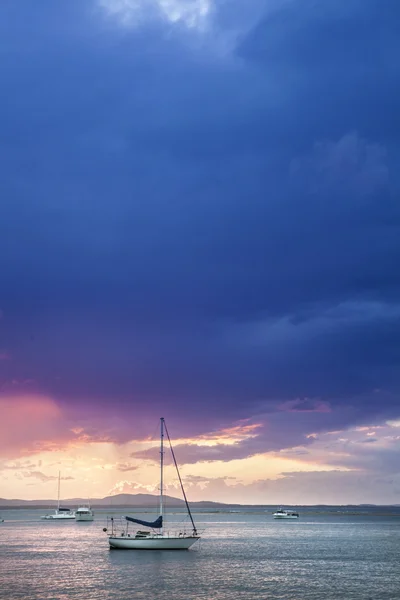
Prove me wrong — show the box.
[125,515,163,528]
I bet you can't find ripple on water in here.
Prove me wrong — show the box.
[0,510,399,600]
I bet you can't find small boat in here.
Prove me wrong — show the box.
[0,517,4,523]
[41,472,75,520]
[75,506,94,522]
[273,508,299,519]
[41,507,75,520]
[105,418,200,550]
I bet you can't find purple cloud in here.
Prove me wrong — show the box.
[22,471,74,482]
[116,463,139,472]
[0,0,400,500]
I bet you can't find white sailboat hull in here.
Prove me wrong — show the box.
[273,514,299,519]
[41,514,75,520]
[109,535,200,550]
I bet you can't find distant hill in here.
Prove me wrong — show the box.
[0,493,231,509]
[1,496,399,511]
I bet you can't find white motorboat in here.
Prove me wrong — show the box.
[75,506,94,522]
[41,472,75,520]
[105,418,200,550]
[273,508,299,519]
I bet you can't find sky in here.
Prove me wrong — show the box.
[0,0,400,505]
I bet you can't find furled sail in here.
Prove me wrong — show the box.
[125,515,163,528]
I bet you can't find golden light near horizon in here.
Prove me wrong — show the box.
[0,436,352,502]
[1,394,399,504]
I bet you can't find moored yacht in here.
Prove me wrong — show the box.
[104,418,200,550]
[41,472,75,520]
[273,508,299,519]
[75,506,94,522]
[41,507,75,520]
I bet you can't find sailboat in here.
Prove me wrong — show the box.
[105,418,200,550]
[41,472,75,520]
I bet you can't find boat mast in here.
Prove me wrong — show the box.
[164,420,197,535]
[160,417,164,535]
[57,471,60,511]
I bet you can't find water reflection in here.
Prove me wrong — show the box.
[0,509,399,600]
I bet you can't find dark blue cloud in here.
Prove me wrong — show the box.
[1,0,400,437]
[239,0,400,146]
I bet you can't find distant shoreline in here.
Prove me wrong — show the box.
[2,493,399,511]
[1,504,400,516]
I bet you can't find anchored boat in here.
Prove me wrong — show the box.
[273,508,299,519]
[105,418,200,550]
[75,505,94,522]
[41,472,75,520]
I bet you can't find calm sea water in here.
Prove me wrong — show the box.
[0,508,399,599]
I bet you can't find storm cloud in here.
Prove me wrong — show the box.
[1,0,400,473]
